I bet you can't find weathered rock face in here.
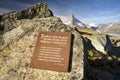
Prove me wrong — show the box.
[75,28,120,80]
[110,36,120,47]
[1,16,120,80]
[0,17,84,80]
[0,2,53,33]
[2,2,53,20]
[82,34,113,54]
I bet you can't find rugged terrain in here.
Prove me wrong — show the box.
[0,2,53,33]
[98,22,120,34]
[0,2,120,80]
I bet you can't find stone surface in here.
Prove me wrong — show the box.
[0,2,53,33]
[76,27,120,80]
[116,41,120,47]
[0,17,84,80]
[82,34,112,54]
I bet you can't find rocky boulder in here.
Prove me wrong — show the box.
[76,28,120,80]
[0,2,53,33]
[82,34,112,54]
[0,17,84,80]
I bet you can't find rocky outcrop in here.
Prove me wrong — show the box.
[76,28,113,54]
[2,2,53,20]
[75,27,120,80]
[0,17,84,80]
[1,16,120,80]
[0,2,53,33]
[0,2,120,80]
[110,36,120,47]
[82,34,112,54]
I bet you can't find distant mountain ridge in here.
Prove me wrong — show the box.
[98,22,120,34]
[64,14,99,30]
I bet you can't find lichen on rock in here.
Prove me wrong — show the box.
[0,16,84,80]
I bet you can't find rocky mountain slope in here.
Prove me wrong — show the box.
[106,22,120,34]
[0,2,120,80]
[64,14,99,30]
[98,22,120,34]
[0,2,53,33]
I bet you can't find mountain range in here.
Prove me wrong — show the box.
[98,22,120,34]
[63,14,99,30]
[63,14,120,35]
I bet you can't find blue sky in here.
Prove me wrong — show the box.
[0,0,120,24]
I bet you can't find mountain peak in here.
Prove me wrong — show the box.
[66,14,86,27]
[69,14,74,19]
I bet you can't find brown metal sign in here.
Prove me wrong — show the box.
[30,31,71,72]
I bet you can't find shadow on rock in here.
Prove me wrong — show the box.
[0,24,4,49]
[68,34,74,72]
[82,36,120,80]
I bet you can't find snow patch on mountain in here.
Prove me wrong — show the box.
[88,23,98,30]
[65,14,86,27]
[89,23,98,27]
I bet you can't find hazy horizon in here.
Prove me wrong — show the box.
[1,0,120,24]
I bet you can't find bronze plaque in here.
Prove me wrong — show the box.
[30,31,71,72]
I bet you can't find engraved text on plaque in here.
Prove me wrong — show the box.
[30,31,71,72]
